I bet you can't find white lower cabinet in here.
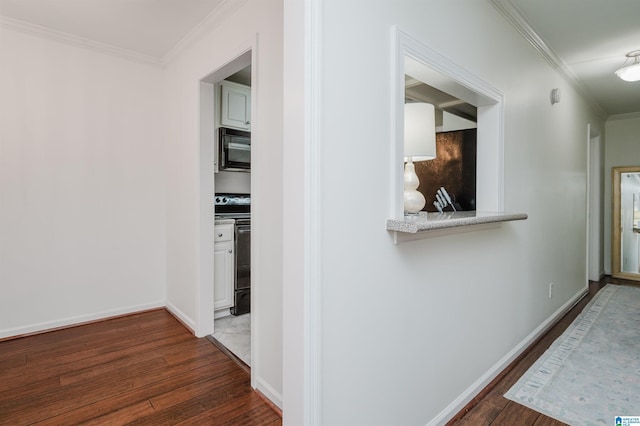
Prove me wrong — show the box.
[214,224,234,316]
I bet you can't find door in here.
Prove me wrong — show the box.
[235,224,251,290]
[612,166,640,281]
[221,81,251,130]
[214,241,234,311]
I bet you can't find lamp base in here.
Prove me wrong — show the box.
[403,161,425,214]
[404,190,426,215]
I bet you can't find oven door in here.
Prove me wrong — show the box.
[234,221,250,291]
[219,127,250,171]
[231,220,251,315]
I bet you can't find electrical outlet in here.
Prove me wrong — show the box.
[549,282,554,299]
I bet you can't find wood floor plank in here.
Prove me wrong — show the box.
[58,350,168,386]
[173,392,282,426]
[533,415,568,426]
[80,400,157,426]
[0,354,26,370]
[0,309,281,425]
[0,322,194,393]
[148,368,249,411]
[455,400,503,425]
[36,361,239,425]
[490,401,540,425]
[127,372,254,424]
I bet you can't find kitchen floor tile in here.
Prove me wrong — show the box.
[213,313,251,366]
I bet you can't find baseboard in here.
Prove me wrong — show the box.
[427,285,589,426]
[165,301,196,334]
[256,388,283,417]
[215,308,232,319]
[255,376,283,410]
[0,300,165,340]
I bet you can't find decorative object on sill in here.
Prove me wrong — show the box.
[550,88,561,105]
[615,50,640,82]
[404,103,436,215]
[434,186,457,212]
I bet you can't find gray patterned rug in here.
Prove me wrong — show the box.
[505,284,640,426]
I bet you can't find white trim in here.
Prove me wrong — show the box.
[196,79,216,339]
[0,0,248,68]
[0,300,165,339]
[195,42,255,335]
[304,0,323,424]
[0,16,162,66]
[587,125,603,282]
[165,301,196,333]
[162,0,249,65]
[248,42,259,392]
[427,285,588,425]
[195,44,253,339]
[214,309,232,319]
[586,123,592,284]
[392,27,505,217]
[256,376,283,409]
[390,28,406,219]
[392,223,503,244]
[607,111,640,122]
[491,0,607,119]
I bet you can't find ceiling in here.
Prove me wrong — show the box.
[405,77,477,124]
[1,0,639,117]
[0,0,225,59]
[498,0,640,117]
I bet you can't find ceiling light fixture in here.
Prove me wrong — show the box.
[615,51,640,82]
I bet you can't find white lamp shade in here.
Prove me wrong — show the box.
[616,62,640,82]
[404,102,436,162]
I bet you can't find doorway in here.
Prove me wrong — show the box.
[198,50,253,369]
[612,166,640,280]
[587,126,603,282]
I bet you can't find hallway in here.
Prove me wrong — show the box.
[451,276,640,425]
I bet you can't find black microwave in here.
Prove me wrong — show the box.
[219,127,250,172]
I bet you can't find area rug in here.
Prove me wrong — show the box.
[505,284,640,425]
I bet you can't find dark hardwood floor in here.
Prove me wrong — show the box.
[449,276,640,426]
[0,309,282,425]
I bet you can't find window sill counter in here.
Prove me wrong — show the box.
[387,211,527,243]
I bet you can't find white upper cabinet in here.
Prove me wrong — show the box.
[220,80,251,131]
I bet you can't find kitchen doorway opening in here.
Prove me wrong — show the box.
[199,50,253,370]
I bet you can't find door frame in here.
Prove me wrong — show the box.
[586,124,603,282]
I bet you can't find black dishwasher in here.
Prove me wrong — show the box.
[231,218,251,315]
[215,193,251,316]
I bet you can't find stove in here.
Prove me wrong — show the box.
[215,193,251,218]
[214,193,250,316]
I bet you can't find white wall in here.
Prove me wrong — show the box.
[215,170,251,194]
[0,26,166,337]
[163,0,283,406]
[604,115,640,274]
[282,0,307,422]
[283,0,604,424]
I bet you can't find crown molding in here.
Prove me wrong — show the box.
[607,111,640,122]
[161,0,250,66]
[0,0,249,69]
[0,15,162,67]
[491,0,608,119]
